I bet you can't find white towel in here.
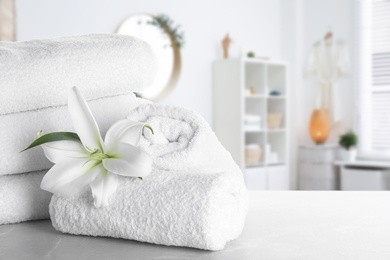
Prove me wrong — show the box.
[49,104,248,251]
[0,94,150,176]
[0,34,157,115]
[0,170,51,225]
[128,104,241,173]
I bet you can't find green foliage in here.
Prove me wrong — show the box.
[133,92,142,98]
[247,51,255,58]
[339,130,358,150]
[21,132,80,152]
[146,14,185,48]
[144,125,154,135]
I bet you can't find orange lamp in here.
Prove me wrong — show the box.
[309,109,330,144]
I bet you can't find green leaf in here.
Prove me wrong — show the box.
[133,92,143,98]
[138,177,143,180]
[21,132,81,152]
[339,130,358,149]
[144,125,154,135]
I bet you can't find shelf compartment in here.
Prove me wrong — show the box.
[267,99,286,129]
[245,62,266,95]
[267,64,286,96]
[245,98,266,129]
[267,132,286,164]
[245,132,265,164]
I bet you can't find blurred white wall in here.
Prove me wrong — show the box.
[281,0,305,190]
[16,0,282,124]
[281,0,356,189]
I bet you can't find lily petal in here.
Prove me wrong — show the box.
[68,86,105,152]
[90,172,118,208]
[104,119,146,151]
[42,141,87,164]
[103,142,153,177]
[41,159,102,198]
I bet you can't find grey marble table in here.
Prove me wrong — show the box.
[1,191,390,260]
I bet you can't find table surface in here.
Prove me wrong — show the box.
[1,191,390,260]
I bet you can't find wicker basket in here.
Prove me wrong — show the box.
[267,113,283,129]
[245,147,263,165]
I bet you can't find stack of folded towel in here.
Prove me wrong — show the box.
[0,34,156,224]
[50,104,248,250]
[244,114,262,131]
[1,33,247,251]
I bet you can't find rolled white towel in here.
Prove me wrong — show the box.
[49,104,248,251]
[1,94,150,176]
[128,104,240,173]
[0,34,157,115]
[0,170,51,225]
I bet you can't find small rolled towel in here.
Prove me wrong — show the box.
[0,34,157,115]
[1,94,150,176]
[0,170,51,225]
[129,104,240,174]
[50,104,248,251]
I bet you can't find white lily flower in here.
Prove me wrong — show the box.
[40,87,153,208]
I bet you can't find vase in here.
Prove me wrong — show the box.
[309,109,330,144]
[340,148,357,162]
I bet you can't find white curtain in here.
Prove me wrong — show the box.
[356,0,390,160]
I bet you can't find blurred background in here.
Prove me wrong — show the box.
[2,0,389,191]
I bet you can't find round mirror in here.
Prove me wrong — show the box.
[116,14,181,101]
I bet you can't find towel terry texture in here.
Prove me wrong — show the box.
[0,34,156,225]
[0,171,51,225]
[1,94,150,176]
[0,34,157,115]
[50,104,248,251]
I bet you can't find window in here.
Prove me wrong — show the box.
[357,0,390,159]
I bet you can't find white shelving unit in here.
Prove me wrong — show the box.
[213,58,289,190]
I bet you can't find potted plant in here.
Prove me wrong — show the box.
[339,130,358,161]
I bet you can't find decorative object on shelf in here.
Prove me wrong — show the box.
[244,114,261,131]
[309,109,330,144]
[298,145,340,190]
[338,130,358,162]
[245,144,262,164]
[267,113,283,129]
[265,143,271,158]
[268,152,279,164]
[0,0,16,41]
[269,90,281,96]
[247,51,255,58]
[222,33,232,59]
[265,143,278,163]
[116,13,182,101]
[306,31,350,123]
[250,86,256,95]
[246,52,270,60]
